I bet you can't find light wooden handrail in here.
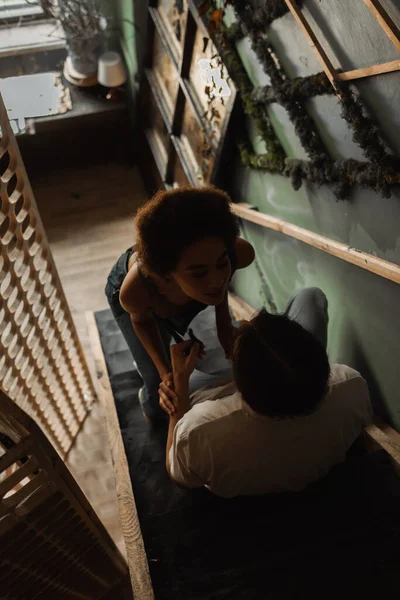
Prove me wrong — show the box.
[232,203,400,285]
[336,59,400,81]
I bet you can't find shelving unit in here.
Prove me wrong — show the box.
[140,0,236,188]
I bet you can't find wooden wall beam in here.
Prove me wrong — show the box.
[232,203,400,285]
[363,0,400,53]
[285,0,400,84]
[365,421,400,468]
[337,58,400,81]
[283,0,337,84]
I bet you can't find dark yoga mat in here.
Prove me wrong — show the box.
[95,308,400,599]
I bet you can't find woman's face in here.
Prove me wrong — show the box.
[171,237,232,305]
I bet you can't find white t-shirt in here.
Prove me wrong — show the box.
[169,364,372,498]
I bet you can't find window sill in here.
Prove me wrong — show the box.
[0,19,65,57]
[0,4,43,22]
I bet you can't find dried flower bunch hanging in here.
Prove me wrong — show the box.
[251,72,334,105]
[203,0,399,198]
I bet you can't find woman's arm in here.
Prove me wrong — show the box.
[165,342,198,480]
[120,264,172,379]
[215,237,255,358]
[215,292,236,359]
[166,374,190,478]
[131,317,171,379]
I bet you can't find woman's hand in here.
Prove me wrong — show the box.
[188,328,206,359]
[158,372,177,416]
[159,342,199,416]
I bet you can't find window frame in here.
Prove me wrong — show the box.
[0,1,45,26]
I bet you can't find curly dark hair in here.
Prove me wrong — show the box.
[233,309,331,418]
[134,185,240,276]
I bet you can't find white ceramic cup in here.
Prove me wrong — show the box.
[98,51,127,88]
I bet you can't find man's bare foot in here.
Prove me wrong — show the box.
[138,387,151,423]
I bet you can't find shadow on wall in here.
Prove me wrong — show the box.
[306,183,400,262]
[341,320,387,422]
[325,265,400,430]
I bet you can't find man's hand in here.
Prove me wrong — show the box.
[171,340,200,378]
[159,341,198,416]
[163,341,199,476]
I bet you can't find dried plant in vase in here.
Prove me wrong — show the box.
[38,0,106,86]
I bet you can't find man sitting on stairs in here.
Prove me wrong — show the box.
[159,287,372,498]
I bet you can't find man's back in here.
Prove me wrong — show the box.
[169,364,372,498]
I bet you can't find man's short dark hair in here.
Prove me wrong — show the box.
[232,309,331,418]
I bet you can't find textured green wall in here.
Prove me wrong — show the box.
[227,1,400,430]
[102,0,149,109]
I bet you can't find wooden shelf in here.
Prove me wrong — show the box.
[149,6,216,146]
[142,1,236,188]
[144,68,173,132]
[144,128,168,182]
[149,6,180,71]
[171,134,198,186]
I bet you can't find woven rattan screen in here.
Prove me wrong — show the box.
[0,389,128,599]
[0,92,96,458]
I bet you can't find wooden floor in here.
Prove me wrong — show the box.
[31,162,147,557]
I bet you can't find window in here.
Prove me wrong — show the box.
[0,0,44,25]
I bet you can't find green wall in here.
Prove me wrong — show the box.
[102,0,149,110]
[226,1,400,430]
